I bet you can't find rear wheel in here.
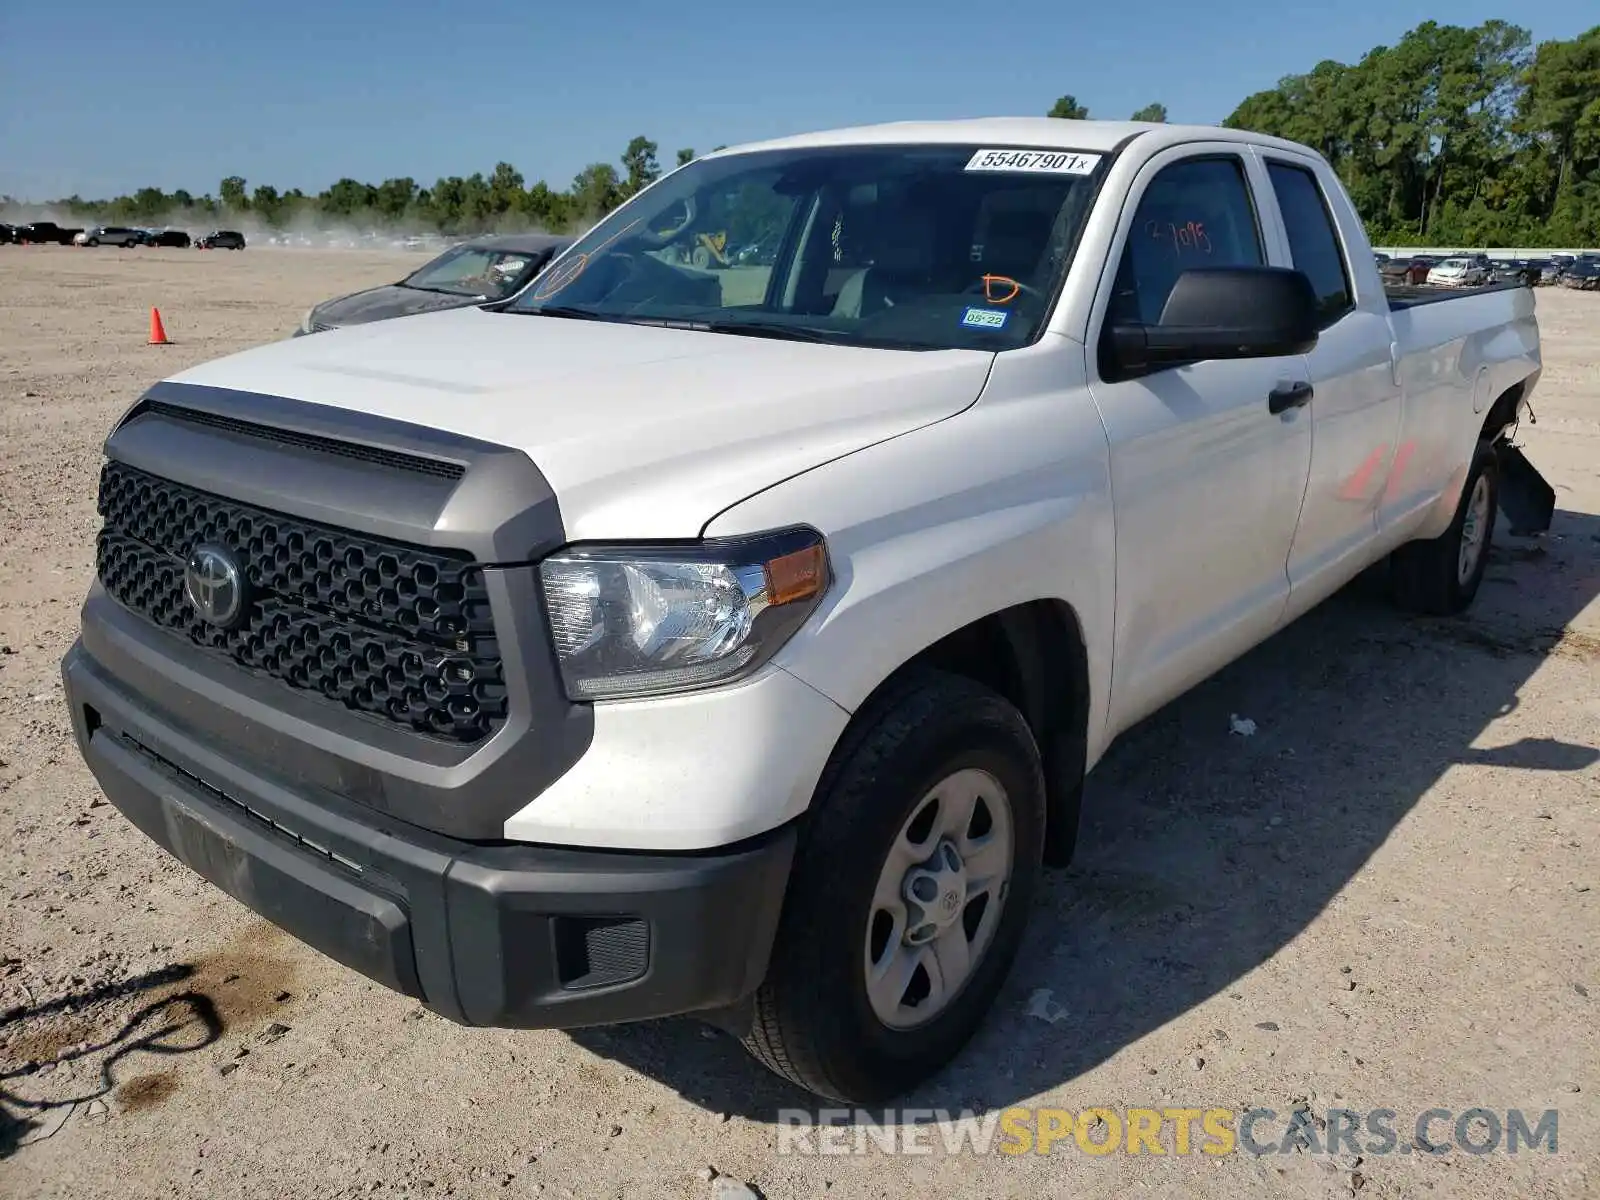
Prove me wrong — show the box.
[1391,440,1499,615]
[742,671,1046,1102]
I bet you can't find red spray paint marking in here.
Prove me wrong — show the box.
[1338,445,1388,502]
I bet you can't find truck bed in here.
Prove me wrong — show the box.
[1385,281,1528,310]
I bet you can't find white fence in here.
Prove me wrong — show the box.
[1373,246,1600,258]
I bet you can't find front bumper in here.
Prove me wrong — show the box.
[63,639,796,1027]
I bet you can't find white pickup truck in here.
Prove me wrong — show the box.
[64,118,1550,1103]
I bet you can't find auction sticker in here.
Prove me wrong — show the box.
[965,149,1102,175]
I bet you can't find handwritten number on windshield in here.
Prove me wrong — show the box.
[1147,219,1212,255]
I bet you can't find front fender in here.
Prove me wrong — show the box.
[704,340,1120,767]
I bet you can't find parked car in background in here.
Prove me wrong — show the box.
[295,233,574,335]
[0,223,18,244]
[196,230,246,250]
[73,225,146,247]
[1527,258,1556,285]
[1380,256,1433,286]
[1426,257,1488,287]
[144,229,192,248]
[1489,259,1539,286]
[1559,258,1600,290]
[15,221,83,245]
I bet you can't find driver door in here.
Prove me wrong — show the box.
[1087,149,1314,737]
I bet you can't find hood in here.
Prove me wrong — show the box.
[313,284,485,328]
[169,306,996,541]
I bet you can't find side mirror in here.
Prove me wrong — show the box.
[1109,266,1319,372]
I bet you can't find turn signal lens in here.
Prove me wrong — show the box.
[764,544,826,605]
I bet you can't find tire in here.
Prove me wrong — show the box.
[86,238,98,247]
[742,670,1046,1102]
[690,245,712,269]
[1391,440,1499,615]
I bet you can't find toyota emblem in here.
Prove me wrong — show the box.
[184,544,246,627]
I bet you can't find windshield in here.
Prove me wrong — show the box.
[404,245,545,300]
[508,143,1106,350]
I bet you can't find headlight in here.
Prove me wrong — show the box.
[539,527,829,701]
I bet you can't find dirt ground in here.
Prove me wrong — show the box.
[1,246,1597,1199]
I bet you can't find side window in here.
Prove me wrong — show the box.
[1106,157,1263,327]
[1266,161,1353,326]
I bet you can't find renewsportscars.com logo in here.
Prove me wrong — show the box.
[776,1106,1561,1157]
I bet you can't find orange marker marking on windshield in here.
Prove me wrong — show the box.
[532,252,588,301]
[982,274,1021,304]
[530,219,643,301]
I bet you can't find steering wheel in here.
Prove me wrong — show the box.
[635,196,699,250]
[963,275,1043,303]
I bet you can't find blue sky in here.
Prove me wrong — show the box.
[0,0,1593,201]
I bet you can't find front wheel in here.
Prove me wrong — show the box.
[742,671,1045,1102]
[1391,440,1499,615]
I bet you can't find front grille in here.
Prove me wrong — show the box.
[95,461,507,743]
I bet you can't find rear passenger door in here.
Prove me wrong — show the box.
[1258,153,1403,621]
[1087,147,1313,737]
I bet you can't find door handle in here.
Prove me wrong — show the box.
[1269,381,1314,414]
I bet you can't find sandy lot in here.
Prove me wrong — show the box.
[1,246,1597,1199]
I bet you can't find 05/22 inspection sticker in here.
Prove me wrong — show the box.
[962,307,1009,330]
[965,148,1102,175]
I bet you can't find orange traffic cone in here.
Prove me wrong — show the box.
[148,307,169,345]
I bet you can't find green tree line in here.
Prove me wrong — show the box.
[1222,20,1600,245]
[1056,21,1598,245]
[12,19,1598,246]
[13,135,690,236]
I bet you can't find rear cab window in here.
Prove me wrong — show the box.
[1264,161,1353,327]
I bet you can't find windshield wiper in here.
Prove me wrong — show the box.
[667,318,845,344]
[406,284,484,298]
[522,304,620,322]
[517,308,846,342]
